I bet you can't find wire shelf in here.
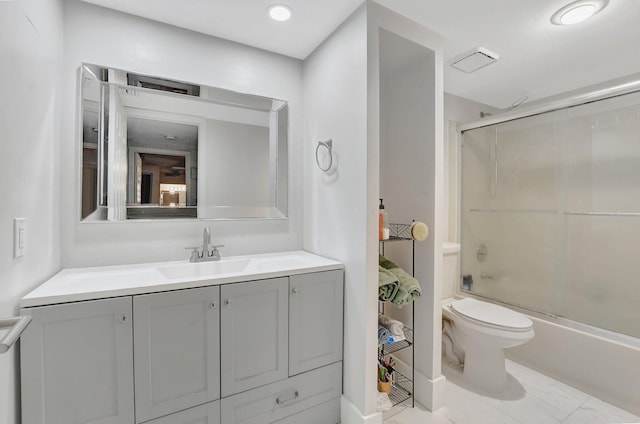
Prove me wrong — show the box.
[381,223,413,242]
[377,221,415,421]
[379,327,413,356]
[382,370,414,420]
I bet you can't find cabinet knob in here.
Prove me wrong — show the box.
[209,302,217,310]
[120,315,127,323]
[291,288,298,295]
[224,299,232,306]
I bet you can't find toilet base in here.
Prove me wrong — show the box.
[462,344,507,392]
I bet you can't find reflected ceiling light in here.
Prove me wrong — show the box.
[551,0,608,25]
[268,4,293,22]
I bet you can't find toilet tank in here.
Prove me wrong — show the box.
[442,242,461,300]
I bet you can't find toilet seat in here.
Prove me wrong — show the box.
[450,298,533,332]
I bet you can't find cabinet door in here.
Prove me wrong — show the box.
[134,286,220,423]
[289,270,344,375]
[220,277,288,397]
[20,297,134,424]
[145,400,220,424]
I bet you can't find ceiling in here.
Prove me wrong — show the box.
[82,0,640,109]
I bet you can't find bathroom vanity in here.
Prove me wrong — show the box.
[19,251,343,424]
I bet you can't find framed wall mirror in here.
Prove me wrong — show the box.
[80,64,288,221]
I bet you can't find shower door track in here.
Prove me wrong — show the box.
[457,75,640,132]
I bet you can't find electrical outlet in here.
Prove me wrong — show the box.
[14,218,25,258]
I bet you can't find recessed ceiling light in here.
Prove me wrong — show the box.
[268,5,292,22]
[551,0,608,25]
[165,135,176,141]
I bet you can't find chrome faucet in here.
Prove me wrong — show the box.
[203,227,211,252]
[186,227,224,262]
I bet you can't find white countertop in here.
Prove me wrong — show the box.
[21,251,343,308]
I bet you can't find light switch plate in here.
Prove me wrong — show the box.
[14,218,25,258]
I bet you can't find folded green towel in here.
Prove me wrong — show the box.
[379,254,421,307]
[378,266,399,301]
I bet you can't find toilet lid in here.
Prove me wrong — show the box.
[450,298,532,330]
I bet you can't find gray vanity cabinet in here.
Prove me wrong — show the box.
[20,297,134,424]
[220,277,289,397]
[289,270,344,375]
[133,286,220,423]
[20,265,344,424]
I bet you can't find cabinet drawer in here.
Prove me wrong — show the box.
[272,398,340,424]
[145,400,220,424]
[221,362,342,424]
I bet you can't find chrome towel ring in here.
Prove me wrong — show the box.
[315,139,333,172]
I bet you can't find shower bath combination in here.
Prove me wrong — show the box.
[460,84,640,341]
[452,77,640,414]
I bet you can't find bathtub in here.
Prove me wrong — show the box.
[500,306,640,416]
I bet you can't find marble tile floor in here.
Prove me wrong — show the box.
[386,360,639,424]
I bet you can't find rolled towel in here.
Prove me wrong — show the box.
[379,315,406,342]
[378,325,395,345]
[378,266,399,302]
[378,315,404,336]
[379,254,422,308]
[411,221,429,241]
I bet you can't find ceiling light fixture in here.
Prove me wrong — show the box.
[551,0,608,25]
[268,4,292,22]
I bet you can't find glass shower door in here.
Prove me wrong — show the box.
[461,90,640,339]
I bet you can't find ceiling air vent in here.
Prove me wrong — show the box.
[450,47,500,73]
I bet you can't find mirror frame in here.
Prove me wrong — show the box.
[79,63,289,222]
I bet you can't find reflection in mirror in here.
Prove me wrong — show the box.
[126,117,198,219]
[80,64,288,221]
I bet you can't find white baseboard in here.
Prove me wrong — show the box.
[414,370,447,412]
[381,355,447,413]
[340,396,383,424]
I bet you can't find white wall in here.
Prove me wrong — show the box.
[302,6,376,422]
[303,2,446,421]
[0,0,63,422]
[61,0,303,267]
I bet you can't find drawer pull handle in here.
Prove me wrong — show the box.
[276,390,299,405]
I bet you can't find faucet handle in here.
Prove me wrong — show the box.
[209,245,224,260]
[185,246,201,262]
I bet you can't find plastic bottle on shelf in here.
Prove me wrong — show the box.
[379,199,389,240]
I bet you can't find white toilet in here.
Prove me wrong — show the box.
[441,243,534,392]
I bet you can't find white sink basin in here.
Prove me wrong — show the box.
[158,259,251,280]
